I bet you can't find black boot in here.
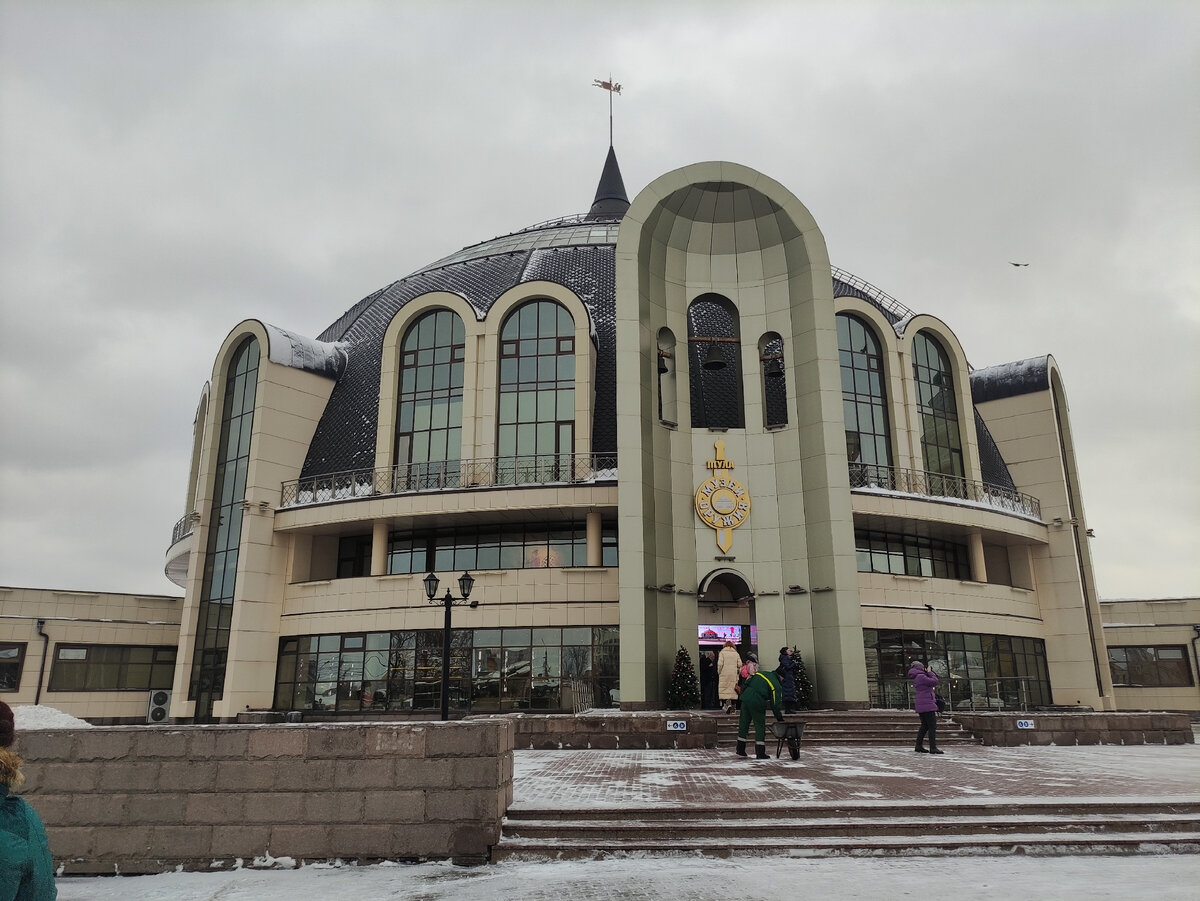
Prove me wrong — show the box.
[915,745,929,752]
[755,743,769,759]
[735,740,747,757]
[929,747,944,754]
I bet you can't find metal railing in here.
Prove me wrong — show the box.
[171,514,195,546]
[831,266,916,323]
[568,678,595,715]
[281,453,618,508]
[850,463,1041,520]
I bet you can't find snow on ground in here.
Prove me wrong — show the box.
[11,705,93,730]
[54,855,1200,900]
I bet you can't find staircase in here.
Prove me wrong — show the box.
[714,709,977,748]
[494,799,1200,860]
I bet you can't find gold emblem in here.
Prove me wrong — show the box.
[695,440,750,553]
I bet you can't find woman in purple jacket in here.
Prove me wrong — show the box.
[908,661,943,754]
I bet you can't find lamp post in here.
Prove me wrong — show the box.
[423,570,475,721]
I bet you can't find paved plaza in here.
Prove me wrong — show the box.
[511,742,1200,809]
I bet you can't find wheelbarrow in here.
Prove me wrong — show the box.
[770,720,803,759]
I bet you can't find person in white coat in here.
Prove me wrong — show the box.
[716,641,742,714]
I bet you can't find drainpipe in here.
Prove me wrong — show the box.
[34,618,50,706]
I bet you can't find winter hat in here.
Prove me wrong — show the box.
[747,653,758,663]
[0,700,14,748]
[910,660,925,669]
[780,646,791,655]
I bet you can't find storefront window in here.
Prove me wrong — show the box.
[863,629,1050,710]
[274,626,619,714]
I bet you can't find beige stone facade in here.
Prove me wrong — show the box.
[1101,597,1200,713]
[11,154,1186,724]
[0,586,181,722]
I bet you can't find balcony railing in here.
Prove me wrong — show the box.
[849,463,1041,520]
[281,453,618,508]
[171,514,195,546]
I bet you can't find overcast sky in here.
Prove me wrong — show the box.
[1,1,1196,600]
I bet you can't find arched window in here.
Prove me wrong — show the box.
[687,294,743,429]
[497,299,575,482]
[837,314,892,485]
[656,327,677,425]
[759,331,787,428]
[190,335,259,722]
[912,331,965,483]
[395,309,465,489]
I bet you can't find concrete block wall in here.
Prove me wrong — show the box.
[954,711,1194,746]
[13,721,514,874]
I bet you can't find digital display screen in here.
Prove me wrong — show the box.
[698,624,742,644]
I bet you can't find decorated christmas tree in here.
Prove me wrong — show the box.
[791,646,815,709]
[666,645,701,709]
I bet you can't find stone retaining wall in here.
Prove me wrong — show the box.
[953,711,1195,746]
[478,711,718,749]
[13,721,514,874]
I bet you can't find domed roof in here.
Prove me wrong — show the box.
[300,150,922,479]
[303,153,629,478]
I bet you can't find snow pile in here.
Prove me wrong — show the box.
[11,705,93,730]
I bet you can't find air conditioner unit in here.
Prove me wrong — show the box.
[146,689,172,724]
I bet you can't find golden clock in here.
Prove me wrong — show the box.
[694,441,751,552]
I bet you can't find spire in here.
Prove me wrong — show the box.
[587,144,630,219]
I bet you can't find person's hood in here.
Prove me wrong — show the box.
[0,748,22,788]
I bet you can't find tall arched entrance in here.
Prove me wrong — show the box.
[696,569,755,709]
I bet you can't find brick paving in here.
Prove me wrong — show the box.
[513,743,1200,809]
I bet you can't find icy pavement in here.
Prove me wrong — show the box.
[54,855,1200,900]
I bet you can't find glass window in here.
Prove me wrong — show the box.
[855,528,970,580]
[49,645,176,692]
[190,335,259,719]
[687,294,744,429]
[912,331,964,482]
[1109,645,1194,687]
[498,300,575,484]
[395,310,465,490]
[838,314,891,486]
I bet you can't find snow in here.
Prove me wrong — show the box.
[263,323,348,378]
[53,855,1200,900]
[11,705,93,730]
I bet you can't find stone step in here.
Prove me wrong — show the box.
[492,831,1200,860]
[503,814,1200,841]
[495,801,1200,860]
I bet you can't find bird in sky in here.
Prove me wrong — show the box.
[1009,262,1030,267]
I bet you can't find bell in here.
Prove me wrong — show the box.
[657,352,669,374]
[765,357,783,379]
[702,343,726,371]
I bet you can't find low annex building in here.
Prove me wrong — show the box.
[5,150,1196,722]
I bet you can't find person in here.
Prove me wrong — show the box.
[740,652,759,682]
[735,666,785,759]
[716,640,742,715]
[777,646,798,714]
[698,650,717,710]
[0,700,58,900]
[908,660,943,754]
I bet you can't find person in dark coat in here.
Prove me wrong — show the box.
[735,668,784,759]
[777,647,798,713]
[0,700,58,900]
[908,661,943,754]
[698,650,717,709]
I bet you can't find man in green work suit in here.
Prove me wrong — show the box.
[736,667,784,759]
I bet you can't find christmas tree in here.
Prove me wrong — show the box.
[791,646,815,709]
[666,645,701,709]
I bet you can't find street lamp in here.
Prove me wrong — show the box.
[423,571,476,721]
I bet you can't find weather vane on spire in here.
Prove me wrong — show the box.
[593,76,622,146]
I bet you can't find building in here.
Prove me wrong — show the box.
[1101,597,1200,713]
[0,585,181,723]
[9,150,1191,723]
